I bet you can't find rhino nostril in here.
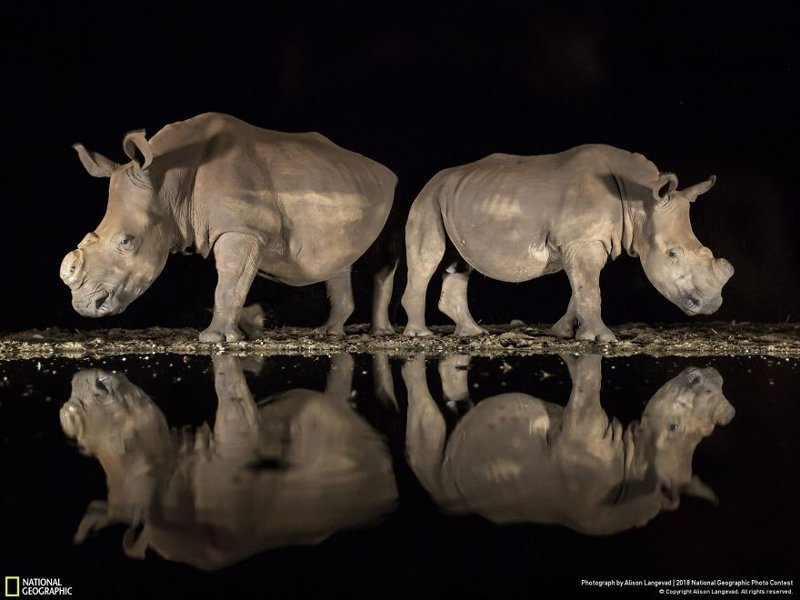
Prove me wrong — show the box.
[684,295,701,313]
[94,292,109,311]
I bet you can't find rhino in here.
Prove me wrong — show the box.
[59,354,397,570]
[60,113,398,341]
[401,144,734,340]
[403,354,734,535]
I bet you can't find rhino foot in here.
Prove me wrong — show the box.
[403,324,433,337]
[369,324,396,336]
[550,319,576,339]
[401,355,427,377]
[199,326,245,343]
[454,323,488,337]
[575,324,617,343]
[313,324,346,336]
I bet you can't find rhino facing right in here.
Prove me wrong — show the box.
[401,144,734,341]
[404,354,735,535]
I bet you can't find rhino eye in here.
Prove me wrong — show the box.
[117,235,136,251]
[669,422,683,432]
[666,247,684,263]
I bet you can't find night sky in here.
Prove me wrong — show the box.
[1,2,796,332]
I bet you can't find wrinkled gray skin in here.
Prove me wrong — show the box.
[60,113,398,340]
[402,145,735,340]
[403,354,734,535]
[59,355,397,570]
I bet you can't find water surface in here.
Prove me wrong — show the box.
[0,353,797,598]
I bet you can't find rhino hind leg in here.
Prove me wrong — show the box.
[402,192,447,337]
[200,232,264,343]
[553,241,616,343]
[325,353,355,402]
[439,354,474,413]
[370,260,399,336]
[438,261,487,336]
[402,355,450,502]
[314,269,355,336]
[372,353,398,411]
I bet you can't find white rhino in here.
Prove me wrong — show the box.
[403,354,734,535]
[59,354,397,570]
[60,113,398,340]
[401,145,734,340]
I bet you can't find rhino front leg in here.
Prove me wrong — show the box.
[200,232,264,343]
[558,353,619,441]
[550,295,577,338]
[211,354,260,459]
[553,241,616,342]
[314,269,354,336]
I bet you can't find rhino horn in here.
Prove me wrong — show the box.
[60,249,85,289]
[681,175,717,202]
[653,172,679,205]
[713,257,735,283]
[122,129,153,171]
[73,143,118,178]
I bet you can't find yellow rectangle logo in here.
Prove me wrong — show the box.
[5,577,20,597]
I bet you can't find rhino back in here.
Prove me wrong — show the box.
[151,113,396,282]
[435,144,655,281]
[151,388,396,569]
[441,394,557,519]
[442,393,626,527]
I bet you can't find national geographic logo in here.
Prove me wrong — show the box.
[4,577,72,596]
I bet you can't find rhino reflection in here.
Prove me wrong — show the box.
[404,354,734,535]
[60,354,397,570]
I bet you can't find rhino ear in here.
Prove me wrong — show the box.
[681,475,719,506]
[73,143,118,178]
[73,500,112,543]
[653,172,679,203]
[122,130,153,171]
[122,521,149,559]
[681,175,716,202]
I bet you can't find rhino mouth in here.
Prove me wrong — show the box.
[74,288,123,317]
[681,291,723,316]
[683,294,702,316]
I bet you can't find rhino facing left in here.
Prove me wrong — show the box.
[60,113,398,341]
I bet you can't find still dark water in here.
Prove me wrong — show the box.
[0,353,797,599]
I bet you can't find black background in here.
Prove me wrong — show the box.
[1,1,797,332]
